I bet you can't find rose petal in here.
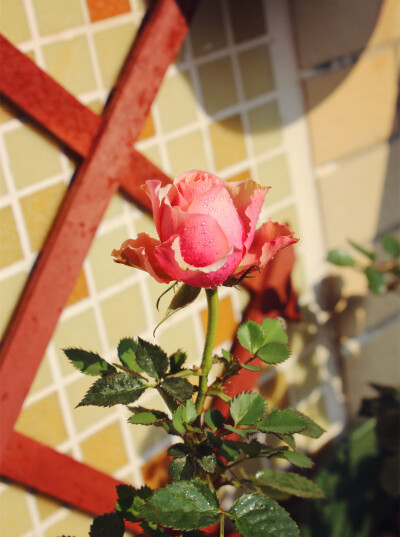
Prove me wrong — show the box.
[226,179,269,254]
[174,170,223,206]
[143,180,164,237]
[112,233,173,283]
[234,220,298,275]
[189,183,245,251]
[155,236,243,289]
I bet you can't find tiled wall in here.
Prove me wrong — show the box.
[1,0,397,535]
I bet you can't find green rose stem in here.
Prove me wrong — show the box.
[196,288,219,414]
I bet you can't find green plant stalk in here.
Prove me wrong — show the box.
[196,288,219,413]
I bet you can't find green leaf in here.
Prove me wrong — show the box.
[257,342,290,364]
[117,338,141,372]
[261,317,288,344]
[288,408,325,439]
[136,338,168,379]
[115,484,152,521]
[129,409,168,425]
[230,392,267,426]
[237,321,266,353]
[241,363,261,371]
[172,406,186,434]
[221,349,234,362]
[276,433,296,449]
[162,377,194,403]
[169,351,187,374]
[89,512,125,537]
[255,469,325,498]
[63,348,116,377]
[275,450,314,469]
[365,266,386,294]
[169,456,196,481]
[228,494,299,537]
[382,234,400,258]
[195,444,217,473]
[224,424,253,437]
[257,409,307,434]
[154,284,201,333]
[77,373,145,407]
[168,443,190,458]
[204,408,225,431]
[327,248,356,266]
[140,480,220,530]
[347,238,376,261]
[182,399,196,423]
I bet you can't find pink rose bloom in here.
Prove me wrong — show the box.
[112,170,297,289]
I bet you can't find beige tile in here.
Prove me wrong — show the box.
[301,395,331,432]
[44,510,93,537]
[20,182,67,253]
[43,36,97,97]
[369,0,400,47]
[238,44,275,100]
[93,23,137,89]
[228,0,266,43]
[146,277,175,325]
[317,139,400,249]
[190,0,227,57]
[81,421,128,473]
[167,130,208,177]
[35,492,60,522]
[89,226,131,291]
[32,0,84,36]
[305,48,398,164]
[290,0,383,68]
[156,71,197,132]
[198,56,238,114]
[101,283,147,348]
[0,0,31,44]
[259,371,289,409]
[268,204,300,237]
[28,354,53,395]
[0,162,7,196]
[15,392,68,446]
[257,153,291,205]
[54,308,103,375]
[130,393,168,455]
[158,316,199,365]
[134,212,157,239]
[209,115,247,170]
[291,256,307,297]
[200,295,236,347]
[103,193,125,220]
[0,99,19,124]
[0,205,23,268]
[4,123,62,188]
[292,351,321,401]
[0,270,26,338]
[0,483,32,537]
[66,375,115,432]
[248,101,283,155]
[140,144,163,170]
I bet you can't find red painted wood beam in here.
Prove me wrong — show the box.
[0,0,199,463]
[1,432,141,534]
[0,34,171,209]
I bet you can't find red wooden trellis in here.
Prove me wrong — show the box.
[0,0,299,530]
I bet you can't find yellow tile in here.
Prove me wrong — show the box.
[269,204,299,236]
[0,99,18,123]
[228,0,266,43]
[15,392,68,446]
[66,375,115,432]
[238,44,275,100]
[259,371,289,409]
[248,101,283,155]
[369,0,400,47]
[0,205,23,268]
[93,23,138,89]
[227,169,251,182]
[81,421,128,473]
[43,36,97,97]
[317,139,399,249]
[200,295,236,347]
[0,483,32,537]
[20,182,67,253]
[198,56,238,114]
[305,48,398,164]
[137,112,156,141]
[54,308,103,376]
[44,509,93,537]
[0,162,7,196]
[156,71,197,132]
[4,123,62,188]
[87,0,131,22]
[167,130,208,177]
[101,284,147,348]
[257,153,291,205]
[66,269,89,306]
[28,354,53,395]
[32,0,84,36]
[292,352,321,401]
[209,114,247,170]
[190,0,227,57]
[35,492,60,522]
[158,316,198,365]
[0,0,31,44]
[0,270,26,338]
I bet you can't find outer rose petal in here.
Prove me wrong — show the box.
[143,180,163,237]
[112,233,173,284]
[155,236,243,289]
[234,220,298,275]
[225,179,269,254]
[174,170,223,206]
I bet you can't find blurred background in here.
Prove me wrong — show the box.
[0,0,399,535]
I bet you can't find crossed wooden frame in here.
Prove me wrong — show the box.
[0,0,298,530]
